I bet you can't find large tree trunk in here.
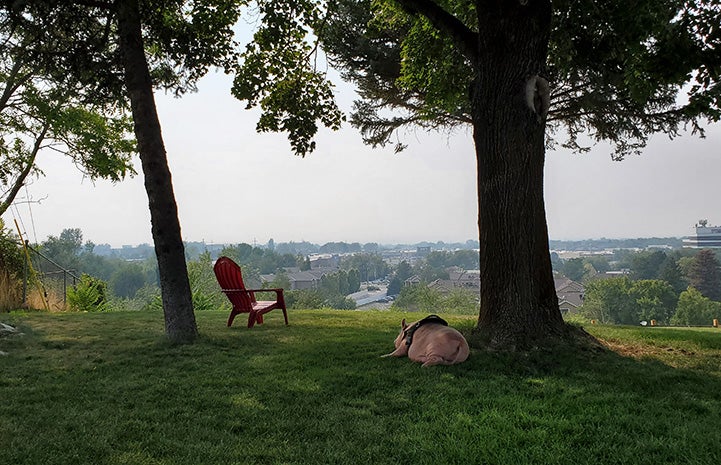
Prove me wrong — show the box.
[116,0,197,343]
[473,1,565,348]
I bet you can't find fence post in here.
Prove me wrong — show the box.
[714,319,719,328]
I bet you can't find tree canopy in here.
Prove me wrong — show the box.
[0,6,136,216]
[231,0,344,155]
[234,0,721,348]
[316,0,721,157]
[672,286,721,325]
[687,249,721,301]
[1,0,252,342]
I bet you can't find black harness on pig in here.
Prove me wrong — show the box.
[403,314,448,347]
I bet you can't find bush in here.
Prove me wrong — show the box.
[108,284,161,312]
[0,219,24,278]
[391,285,478,314]
[0,220,24,311]
[671,287,721,326]
[285,289,325,309]
[323,295,356,310]
[187,253,229,312]
[67,274,108,312]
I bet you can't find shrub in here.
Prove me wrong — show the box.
[67,274,108,312]
[107,284,161,312]
[0,219,24,278]
[671,287,721,326]
[187,253,228,311]
[0,220,24,311]
[323,295,356,310]
[285,289,325,309]
[391,285,478,314]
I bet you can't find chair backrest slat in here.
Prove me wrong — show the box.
[214,257,256,308]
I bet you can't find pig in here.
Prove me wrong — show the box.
[382,315,469,367]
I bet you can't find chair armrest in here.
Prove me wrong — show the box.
[221,288,283,293]
[244,288,284,294]
[247,288,285,308]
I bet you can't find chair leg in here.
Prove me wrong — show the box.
[247,310,257,328]
[282,307,289,325]
[227,310,239,327]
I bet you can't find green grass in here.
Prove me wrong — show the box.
[1,310,721,465]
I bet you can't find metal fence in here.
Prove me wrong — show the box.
[21,241,80,311]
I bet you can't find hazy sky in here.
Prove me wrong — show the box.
[5,71,721,248]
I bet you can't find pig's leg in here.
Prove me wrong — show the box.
[420,354,445,367]
[381,346,408,358]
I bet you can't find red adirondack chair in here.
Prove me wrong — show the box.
[213,256,288,328]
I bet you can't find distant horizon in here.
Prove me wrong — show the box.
[4,67,718,257]
[83,234,690,250]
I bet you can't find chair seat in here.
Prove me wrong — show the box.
[252,301,282,311]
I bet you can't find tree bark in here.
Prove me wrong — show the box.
[472,1,565,348]
[116,0,197,343]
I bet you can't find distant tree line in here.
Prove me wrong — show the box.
[1,225,482,313]
[4,223,717,324]
[550,237,684,252]
[557,248,721,326]
[100,238,480,261]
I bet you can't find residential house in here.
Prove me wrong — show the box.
[308,254,340,269]
[427,268,481,293]
[261,267,339,291]
[554,277,585,315]
[404,275,422,287]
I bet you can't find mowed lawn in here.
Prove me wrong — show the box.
[1,309,720,465]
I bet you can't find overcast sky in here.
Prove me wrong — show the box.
[5,71,721,248]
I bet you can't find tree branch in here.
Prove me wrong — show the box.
[0,123,48,217]
[392,0,479,66]
[70,0,114,9]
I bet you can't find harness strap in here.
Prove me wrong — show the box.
[404,314,448,347]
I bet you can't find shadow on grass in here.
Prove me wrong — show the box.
[2,310,720,465]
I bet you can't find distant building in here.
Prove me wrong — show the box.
[287,271,323,290]
[404,275,422,287]
[416,246,431,257]
[554,277,584,315]
[308,254,340,269]
[427,268,481,292]
[260,266,342,291]
[683,219,721,248]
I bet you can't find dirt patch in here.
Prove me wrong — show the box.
[601,339,696,358]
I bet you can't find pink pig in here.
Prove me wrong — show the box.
[382,315,469,367]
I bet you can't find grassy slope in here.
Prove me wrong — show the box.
[1,310,720,465]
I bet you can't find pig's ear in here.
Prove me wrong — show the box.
[401,319,407,329]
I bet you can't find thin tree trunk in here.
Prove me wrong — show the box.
[116,0,197,343]
[0,125,47,217]
[473,1,565,348]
